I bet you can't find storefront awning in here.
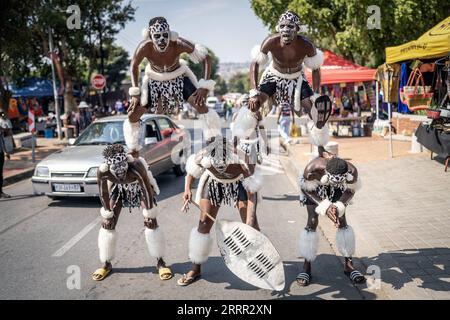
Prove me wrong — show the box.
[304,49,376,85]
[385,16,450,64]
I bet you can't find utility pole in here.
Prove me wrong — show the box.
[98,14,105,109]
[48,27,62,140]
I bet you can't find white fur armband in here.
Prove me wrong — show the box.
[251,45,268,65]
[249,89,260,98]
[315,198,332,216]
[190,43,208,64]
[100,207,114,219]
[198,79,216,91]
[299,177,319,192]
[143,206,160,219]
[334,201,346,217]
[186,154,204,179]
[304,49,324,70]
[99,163,109,173]
[123,119,142,151]
[128,87,141,97]
[242,168,263,193]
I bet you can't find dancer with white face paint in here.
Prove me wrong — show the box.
[92,144,172,282]
[249,10,332,154]
[177,108,266,286]
[126,16,220,159]
[297,156,366,286]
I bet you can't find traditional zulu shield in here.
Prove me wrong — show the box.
[314,95,332,129]
[215,219,285,291]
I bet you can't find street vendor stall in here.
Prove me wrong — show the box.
[304,50,377,137]
[384,15,450,163]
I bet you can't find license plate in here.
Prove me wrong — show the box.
[53,183,81,192]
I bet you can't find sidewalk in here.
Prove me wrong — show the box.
[3,138,67,187]
[280,135,450,299]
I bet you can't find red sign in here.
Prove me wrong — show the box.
[91,74,106,90]
[28,108,35,133]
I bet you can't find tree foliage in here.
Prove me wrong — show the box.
[250,0,450,67]
[0,0,135,112]
[228,72,250,94]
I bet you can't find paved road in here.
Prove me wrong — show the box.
[0,117,371,300]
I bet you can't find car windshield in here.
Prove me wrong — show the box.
[75,121,125,145]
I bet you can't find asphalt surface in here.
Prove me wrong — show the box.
[0,117,368,300]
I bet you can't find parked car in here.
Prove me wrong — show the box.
[206,96,225,117]
[32,114,190,198]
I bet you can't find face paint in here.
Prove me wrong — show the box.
[278,20,297,44]
[149,20,170,52]
[106,153,128,180]
[277,11,300,45]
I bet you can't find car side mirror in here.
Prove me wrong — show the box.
[161,128,173,138]
[145,137,158,145]
[68,138,76,145]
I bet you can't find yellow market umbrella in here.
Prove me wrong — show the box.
[386,16,450,64]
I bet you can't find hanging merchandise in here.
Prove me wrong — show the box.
[376,63,401,103]
[397,63,410,113]
[400,68,433,111]
[364,82,376,109]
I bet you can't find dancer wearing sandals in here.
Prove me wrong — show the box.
[177,107,265,286]
[92,144,172,281]
[297,156,365,286]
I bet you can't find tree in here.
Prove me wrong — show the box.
[103,44,130,91]
[0,1,135,113]
[228,73,250,94]
[214,76,228,96]
[181,47,220,80]
[250,0,450,67]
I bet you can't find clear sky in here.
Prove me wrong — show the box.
[115,0,270,63]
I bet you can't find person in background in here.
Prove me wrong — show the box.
[76,101,92,135]
[115,99,124,114]
[277,102,293,145]
[0,111,12,198]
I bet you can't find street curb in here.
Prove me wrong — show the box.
[4,168,35,187]
[279,143,390,300]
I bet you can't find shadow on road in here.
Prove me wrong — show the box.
[361,247,450,293]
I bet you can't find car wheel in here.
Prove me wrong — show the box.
[173,151,186,177]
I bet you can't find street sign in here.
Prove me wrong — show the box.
[91,74,106,90]
[28,108,35,133]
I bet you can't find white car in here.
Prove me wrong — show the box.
[31,114,190,198]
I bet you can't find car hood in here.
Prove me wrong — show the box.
[37,145,105,172]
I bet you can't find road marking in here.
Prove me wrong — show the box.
[51,216,102,257]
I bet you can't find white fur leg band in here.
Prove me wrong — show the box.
[198,79,216,92]
[242,168,263,193]
[188,228,212,264]
[186,154,204,179]
[128,87,141,97]
[304,49,324,70]
[98,228,117,263]
[334,201,346,217]
[299,228,319,262]
[189,43,208,64]
[100,207,114,219]
[309,124,329,147]
[144,227,166,258]
[123,119,141,151]
[143,206,159,219]
[315,198,332,216]
[199,109,222,141]
[336,225,355,257]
